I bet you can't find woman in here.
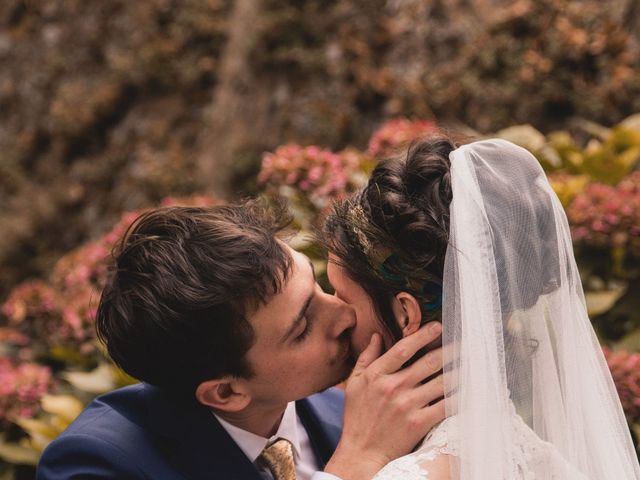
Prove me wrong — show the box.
[322,137,640,479]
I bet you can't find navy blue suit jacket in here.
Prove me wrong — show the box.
[37,383,344,479]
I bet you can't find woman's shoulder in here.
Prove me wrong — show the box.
[418,414,460,455]
[372,416,459,480]
[372,452,453,480]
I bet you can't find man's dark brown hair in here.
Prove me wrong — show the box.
[95,199,293,394]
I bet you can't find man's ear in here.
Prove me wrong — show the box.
[391,291,422,338]
[195,377,251,413]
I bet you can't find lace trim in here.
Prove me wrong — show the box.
[372,417,458,480]
[372,414,588,480]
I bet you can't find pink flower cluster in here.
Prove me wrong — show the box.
[0,357,52,424]
[367,118,439,157]
[258,145,360,208]
[53,242,111,293]
[2,195,222,359]
[2,281,59,324]
[603,347,640,423]
[567,171,640,255]
[2,281,63,356]
[2,274,100,357]
[51,210,145,294]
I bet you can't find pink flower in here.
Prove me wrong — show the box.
[605,213,619,225]
[368,118,439,157]
[2,195,224,363]
[603,348,640,424]
[0,357,53,425]
[567,172,640,255]
[0,328,29,346]
[258,144,370,211]
[307,166,323,183]
[299,180,311,191]
[306,146,320,156]
[63,307,82,330]
[2,281,60,328]
[285,171,298,185]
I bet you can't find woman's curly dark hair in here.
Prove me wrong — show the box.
[321,134,457,343]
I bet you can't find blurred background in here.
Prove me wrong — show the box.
[1,0,639,478]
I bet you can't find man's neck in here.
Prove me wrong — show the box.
[214,402,289,438]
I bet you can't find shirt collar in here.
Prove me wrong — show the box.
[213,402,302,463]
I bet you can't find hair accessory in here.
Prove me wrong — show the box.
[423,292,442,312]
[345,204,374,256]
[345,204,443,312]
[379,253,443,310]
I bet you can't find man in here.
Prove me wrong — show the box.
[37,200,444,480]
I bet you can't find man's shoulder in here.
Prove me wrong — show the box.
[57,383,148,440]
[37,384,161,479]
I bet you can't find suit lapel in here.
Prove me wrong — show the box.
[141,384,343,479]
[296,394,343,469]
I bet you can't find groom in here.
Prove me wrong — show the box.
[37,200,444,480]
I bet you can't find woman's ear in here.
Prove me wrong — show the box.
[391,291,422,338]
[195,377,251,413]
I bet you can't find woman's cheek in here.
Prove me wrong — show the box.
[352,320,372,354]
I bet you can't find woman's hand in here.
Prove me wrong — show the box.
[324,322,445,480]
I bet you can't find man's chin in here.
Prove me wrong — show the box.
[314,362,352,394]
[314,377,348,395]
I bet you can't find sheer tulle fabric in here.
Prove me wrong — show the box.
[440,139,640,479]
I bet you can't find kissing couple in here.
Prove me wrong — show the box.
[38,136,640,479]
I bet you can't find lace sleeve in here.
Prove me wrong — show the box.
[372,412,592,480]
[372,417,458,480]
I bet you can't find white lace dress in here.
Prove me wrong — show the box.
[372,414,588,480]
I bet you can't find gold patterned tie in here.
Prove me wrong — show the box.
[258,438,297,480]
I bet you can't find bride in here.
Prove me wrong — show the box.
[321,137,640,479]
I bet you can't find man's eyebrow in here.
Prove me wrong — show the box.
[281,293,313,344]
[281,258,315,344]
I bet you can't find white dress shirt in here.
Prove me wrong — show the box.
[213,402,341,480]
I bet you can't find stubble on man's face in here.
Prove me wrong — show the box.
[243,245,357,403]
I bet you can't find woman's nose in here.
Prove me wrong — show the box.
[330,301,356,337]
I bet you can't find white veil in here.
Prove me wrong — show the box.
[443,139,640,479]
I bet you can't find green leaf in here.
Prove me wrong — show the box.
[495,124,546,151]
[40,395,84,422]
[0,465,18,480]
[586,283,627,317]
[548,174,589,207]
[575,119,611,140]
[609,126,640,150]
[49,345,94,367]
[633,423,640,449]
[0,436,40,466]
[620,113,640,132]
[62,363,118,394]
[615,329,640,352]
